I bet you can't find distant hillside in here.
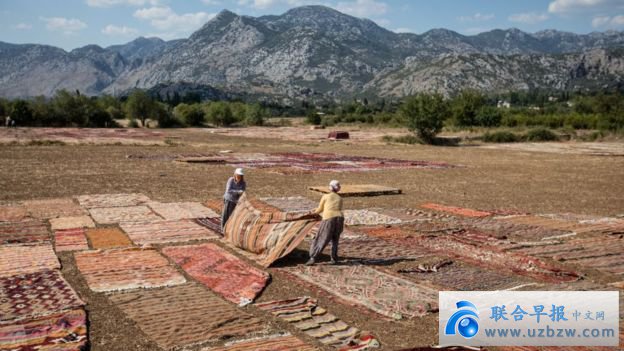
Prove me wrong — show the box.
[1,5,623,100]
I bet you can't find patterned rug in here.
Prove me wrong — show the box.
[147,201,219,220]
[120,219,218,245]
[420,203,492,218]
[452,216,572,241]
[393,261,533,291]
[204,334,319,351]
[0,309,87,351]
[85,228,132,249]
[76,193,150,208]
[0,244,60,277]
[109,284,268,350]
[259,197,317,213]
[163,243,270,306]
[255,297,380,350]
[508,236,624,276]
[22,198,87,219]
[224,152,455,174]
[376,230,580,283]
[204,199,224,213]
[224,193,319,267]
[0,205,29,222]
[0,270,84,322]
[0,220,49,245]
[195,217,222,234]
[49,216,95,231]
[74,248,186,292]
[343,210,403,226]
[498,214,624,235]
[88,206,162,224]
[282,265,438,319]
[317,236,429,263]
[54,228,89,252]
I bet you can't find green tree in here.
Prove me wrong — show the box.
[400,93,449,143]
[154,102,179,128]
[124,90,156,127]
[306,109,321,125]
[245,104,266,126]
[205,101,235,126]
[475,106,502,127]
[11,100,34,126]
[452,90,486,126]
[173,103,205,126]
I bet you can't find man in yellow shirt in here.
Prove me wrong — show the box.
[306,180,344,265]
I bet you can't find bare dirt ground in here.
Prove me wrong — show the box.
[1,127,623,351]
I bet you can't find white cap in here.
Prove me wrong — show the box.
[329,180,340,191]
[234,168,244,176]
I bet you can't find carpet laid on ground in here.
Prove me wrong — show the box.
[282,264,438,319]
[54,228,89,252]
[88,206,161,224]
[375,229,580,283]
[0,220,49,245]
[121,219,218,245]
[49,216,95,231]
[343,210,403,226]
[0,270,84,323]
[393,260,533,291]
[259,197,317,213]
[0,205,29,222]
[318,236,429,263]
[0,309,87,351]
[508,236,624,276]
[203,199,224,213]
[22,198,87,219]
[255,297,380,350]
[74,248,186,292]
[85,227,132,249]
[420,203,492,218]
[147,201,219,220]
[223,152,454,174]
[163,243,269,306]
[76,193,150,209]
[0,244,60,277]
[109,284,268,350]
[203,334,319,351]
[195,217,222,234]
[223,193,319,267]
[498,214,624,235]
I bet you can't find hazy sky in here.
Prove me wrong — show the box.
[1,0,623,50]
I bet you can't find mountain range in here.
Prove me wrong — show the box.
[1,5,623,101]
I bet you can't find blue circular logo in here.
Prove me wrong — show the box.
[444,300,480,339]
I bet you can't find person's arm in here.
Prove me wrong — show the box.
[313,196,325,215]
[225,178,234,194]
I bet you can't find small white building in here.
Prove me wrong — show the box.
[497,100,511,109]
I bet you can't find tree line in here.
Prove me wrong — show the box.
[1,89,622,143]
[0,90,269,128]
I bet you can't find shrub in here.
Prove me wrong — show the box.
[482,131,519,143]
[525,128,559,142]
[245,104,266,126]
[451,90,486,126]
[205,101,236,126]
[173,103,204,126]
[306,109,321,125]
[400,93,449,144]
[475,106,502,127]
